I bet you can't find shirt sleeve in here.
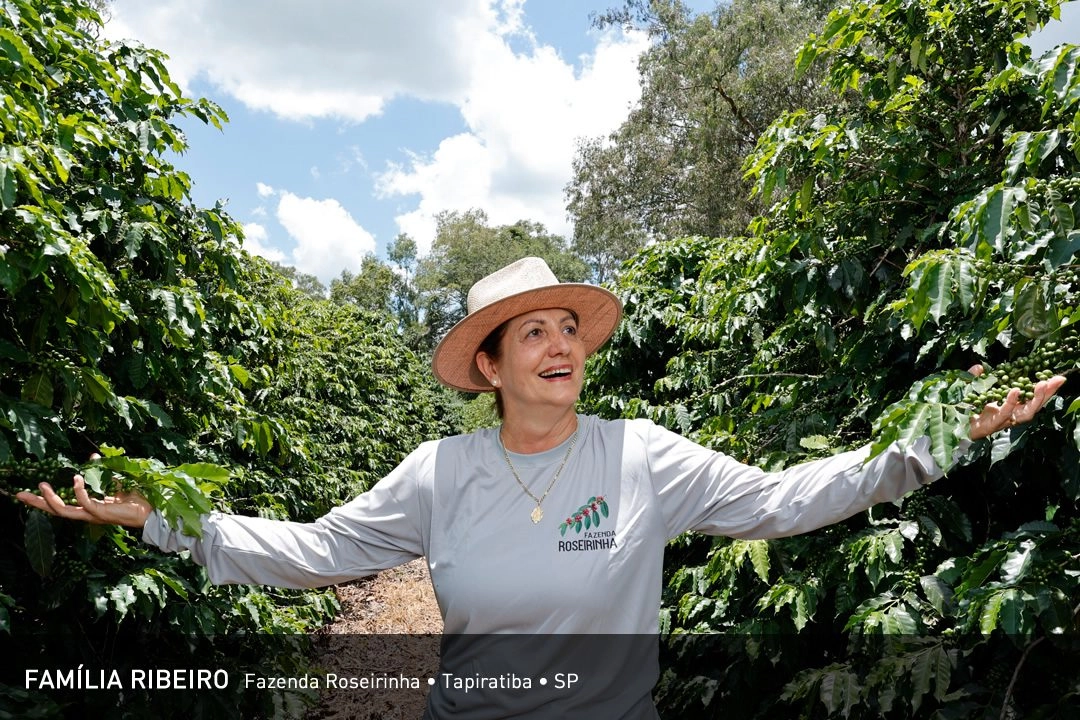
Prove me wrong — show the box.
[141,445,433,588]
[638,420,968,541]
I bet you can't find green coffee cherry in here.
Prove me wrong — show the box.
[969,326,1077,408]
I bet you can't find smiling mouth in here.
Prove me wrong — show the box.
[539,368,572,379]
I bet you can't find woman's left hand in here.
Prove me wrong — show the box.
[968,365,1067,440]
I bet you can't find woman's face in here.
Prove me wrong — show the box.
[477,307,585,418]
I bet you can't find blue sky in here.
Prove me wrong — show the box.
[105,0,1078,285]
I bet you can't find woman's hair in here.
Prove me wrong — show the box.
[475,309,580,421]
[477,320,509,419]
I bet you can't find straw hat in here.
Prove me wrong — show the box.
[431,257,622,392]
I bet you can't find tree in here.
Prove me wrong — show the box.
[386,233,425,346]
[272,261,326,297]
[584,0,1080,716]
[413,209,589,350]
[566,0,835,279]
[0,2,458,715]
[329,255,397,311]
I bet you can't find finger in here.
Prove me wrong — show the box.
[39,482,70,515]
[998,388,1022,423]
[1042,374,1067,399]
[969,364,985,377]
[1015,375,1066,422]
[33,481,100,522]
[15,490,50,513]
[72,475,105,520]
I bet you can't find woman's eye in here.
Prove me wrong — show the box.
[564,326,577,335]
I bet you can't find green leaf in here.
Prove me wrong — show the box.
[795,45,819,79]
[799,434,831,450]
[910,34,925,72]
[794,584,816,631]
[175,462,229,484]
[748,540,770,583]
[919,575,954,616]
[162,493,204,539]
[145,568,189,601]
[20,372,54,407]
[997,589,1025,635]
[911,646,934,710]
[1050,191,1075,234]
[820,12,850,42]
[882,604,920,634]
[1048,230,1080,267]
[799,177,813,213]
[1014,279,1057,339]
[82,466,106,494]
[1004,131,1061,182]
[80,367,113,403]
[170,476,214,516]
[979,588,1021,634]
[820,667,860,716]
[975,185,1025,255]
[932,646,952,700]
[0,161,15,209]
[130,573,165,607]
[0,27,44,72]
[896,402,934,450]
[1004,133,1031,183]
[24,512,54,577]
[228,363,251,387]
[926,405,963,471]
[1001,540,1035,583]
[7,403,48,457]
[926,257,955,326]
[108,582,136,620]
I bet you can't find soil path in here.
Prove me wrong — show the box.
[308,559,442,719]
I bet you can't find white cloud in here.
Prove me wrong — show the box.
[241,222,286,264]
[106,0,649,255]
[376,27,649,253]
[340,146,369,174]
[105,0,499,121]
[275,192,375,282]
[256,182,275,198]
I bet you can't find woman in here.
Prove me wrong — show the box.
[17,257,1065,718]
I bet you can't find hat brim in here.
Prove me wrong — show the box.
[431,284,623,393]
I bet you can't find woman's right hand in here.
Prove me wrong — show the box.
[16,473,152,529]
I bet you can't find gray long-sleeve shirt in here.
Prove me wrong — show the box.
[142,414,958,717]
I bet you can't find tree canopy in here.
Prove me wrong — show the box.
[411,209,589,351]
[566,0,836,282]
[0,1,456,715]
[584,0,1080,716]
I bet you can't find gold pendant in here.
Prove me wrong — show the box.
[530,506,544,524]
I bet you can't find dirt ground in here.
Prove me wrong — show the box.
[307,559,442,719]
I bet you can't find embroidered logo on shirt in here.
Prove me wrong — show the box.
[558,495,609,536]
[557,496,617,552]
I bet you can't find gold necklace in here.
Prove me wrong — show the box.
[500,429,579,524]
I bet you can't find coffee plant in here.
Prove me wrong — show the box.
[585,1,1080,717]
[0,2,458,717]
